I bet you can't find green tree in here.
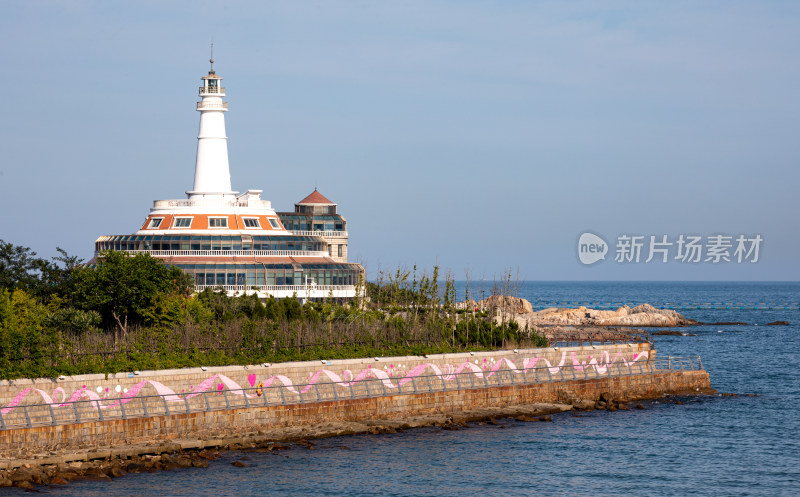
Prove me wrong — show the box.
[72,252,192,340]
[0,240,44,292]
[0,240,83,302]
[0,288,50,377]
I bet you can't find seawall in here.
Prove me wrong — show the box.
[0,370,709,465]
[0,344,713,467]
[0,344,652,415]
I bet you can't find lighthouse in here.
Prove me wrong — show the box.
[91,54,363,302]
[187,49,235,199]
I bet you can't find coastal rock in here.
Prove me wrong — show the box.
[506,302,696,328]
[455,299,477,310]
[766,321,789,326]
[477,295,533,315]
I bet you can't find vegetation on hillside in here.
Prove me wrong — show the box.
[0,240,545,380]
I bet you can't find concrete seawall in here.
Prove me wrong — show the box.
[0,344,652,408]
[0,368,709,464]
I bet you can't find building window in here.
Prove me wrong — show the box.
[174,217,192,228]
[268,219,281,229]
[148,218,163,229]
[209,217,228,228]
[338,245,343,258]
[243,218,260,228]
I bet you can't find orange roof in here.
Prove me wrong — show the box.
[298,188,334,205]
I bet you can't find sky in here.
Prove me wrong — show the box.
[1,1,798,281]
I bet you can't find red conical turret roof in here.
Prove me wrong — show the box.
[298,188,335,205]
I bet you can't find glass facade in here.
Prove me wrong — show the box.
[95,234,328,253]
[277,213,346,232]
[176,262,361,288]
[93,234,360,290]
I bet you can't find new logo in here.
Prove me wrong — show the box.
[578,232,608,265]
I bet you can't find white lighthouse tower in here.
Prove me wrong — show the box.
[187,47,236,199]
[92,54,364,303]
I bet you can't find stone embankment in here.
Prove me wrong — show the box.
[474,296,697,328]
[0,343,712,490]
[0,381,714,490]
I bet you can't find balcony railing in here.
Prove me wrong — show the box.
[194,284,354,293]
[114,250,330,258]
[287,230,348,238]
[196,102,228,110]
[152,198,272,209]
[199,86,225,94]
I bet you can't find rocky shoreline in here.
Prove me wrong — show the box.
[0,387,717,491]
[473,296,790,329]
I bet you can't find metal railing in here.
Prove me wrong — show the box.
[0,356,702,430]
[199,86,225,94]
[196,102,228,110]
[152,198,272,209]
[116,249,329,258]
[193,284,355,294]
[287,231,348,238]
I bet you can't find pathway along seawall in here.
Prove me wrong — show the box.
[0,344,711,467]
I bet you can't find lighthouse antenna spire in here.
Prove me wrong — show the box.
[209,43,215,72]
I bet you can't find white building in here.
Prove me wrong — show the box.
[92,59,363,301]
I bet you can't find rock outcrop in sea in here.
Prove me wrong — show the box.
[475,298,696,328]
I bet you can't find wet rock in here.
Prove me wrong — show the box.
[49,476,69,485]
[124,463,145,473]
[197,449,220,459]
[109,466,127,478]
[572,400,596,411]
[766,321,789,326]
[653,330,684,336]
[0,477,11,487]
[14,480,34,490]
[674,400,684,405]
[599,392,614,403]
[82,467,111,481]
[10,468,44,485]
[231,461,249,468]
[635,404,645,409]
[174,456,193,468]
[538,416,552,422]
[192,459,209,468]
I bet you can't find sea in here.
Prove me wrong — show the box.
[6,282,800,496]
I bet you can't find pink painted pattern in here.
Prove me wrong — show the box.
[0,350,647,414]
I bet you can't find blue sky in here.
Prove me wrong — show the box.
[1,1,798,281]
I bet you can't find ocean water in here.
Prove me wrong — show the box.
[8,282,800,496]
